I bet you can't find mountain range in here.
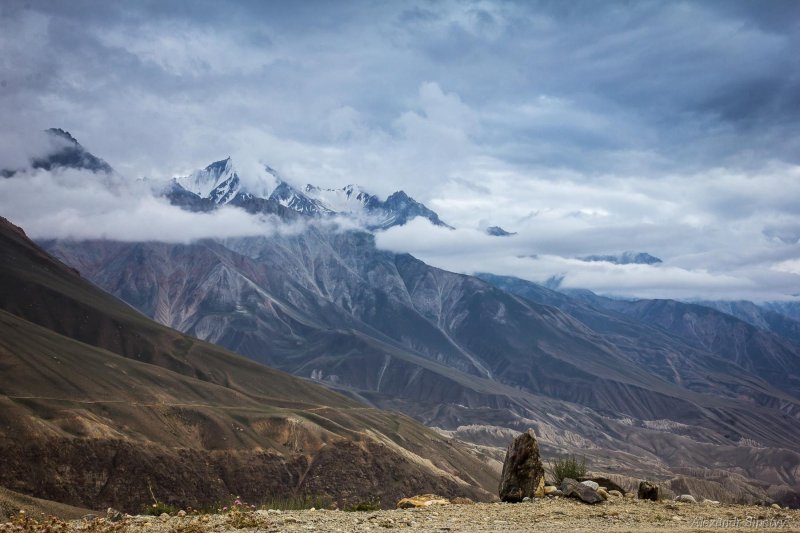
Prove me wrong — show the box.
[0,215,496,513]
[5,129,800,509]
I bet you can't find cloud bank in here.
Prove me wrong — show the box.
[1,0,799,300]
[0,166,298,243]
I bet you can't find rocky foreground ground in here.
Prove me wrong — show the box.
[4,497,798,532]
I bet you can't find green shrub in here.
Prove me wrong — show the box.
[144,501,177,516]
[260,495,332,511]
[549,454,587,485]
[344,497,382,512]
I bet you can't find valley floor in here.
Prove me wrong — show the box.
[9,498,798,532]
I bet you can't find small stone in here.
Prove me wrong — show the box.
[597,488,609,500]
[522,497,531,502]
[608,490,623,498]
[106,508,124,523]
[638,481,659,501]
[771,503,781,509]
[177,510,186,517]
[580,480,600,491]
[397,494,450,509]
[159,512,170,521]
[560,478,604,504]
[578,477,627,494]
[534,476,546,498]
[674,494,697,504]
[544,486,558,495]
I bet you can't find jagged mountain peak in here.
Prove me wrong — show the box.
[173,156,286,205]
[303,183,451,229]
[205,156,234,173]
[25,128,115,174]
[304,183,377,212]
[45,127,80,145]
[486,225,516,237]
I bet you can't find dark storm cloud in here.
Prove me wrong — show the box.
[1,0,799,299]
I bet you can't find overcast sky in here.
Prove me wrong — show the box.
[1,0,799,300]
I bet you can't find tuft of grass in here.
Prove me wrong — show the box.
[549,454,587,485]
[261,495,332,511]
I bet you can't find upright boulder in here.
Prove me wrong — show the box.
[498,429,545,502]
[638,481,659,501]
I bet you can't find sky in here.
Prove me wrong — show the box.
[1,0,799,300]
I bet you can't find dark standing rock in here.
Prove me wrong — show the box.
[560,478,604,504]
[638,481,659,501]
[498,429,545,502]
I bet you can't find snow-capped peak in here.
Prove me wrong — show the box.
[174,157,238,202]
[173,157,282,205]
[303,184,377,214]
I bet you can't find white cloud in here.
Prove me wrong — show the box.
[374,216,800,301]
[0,168,292,243]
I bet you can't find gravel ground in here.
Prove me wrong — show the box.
[87,497,799,532]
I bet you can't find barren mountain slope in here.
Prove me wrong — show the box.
[0,217,496,512]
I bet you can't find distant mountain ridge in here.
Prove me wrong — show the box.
[580,252,663,265]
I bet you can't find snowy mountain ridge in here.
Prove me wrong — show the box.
[168,156,451,230]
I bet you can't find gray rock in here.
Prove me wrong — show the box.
[560,478,604,504]
[106,508,124,522]
[578,476,627,495]
[498,429,545,503]
[580,480,600,491]
[638,480,659,501]
[675,494,697,504]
